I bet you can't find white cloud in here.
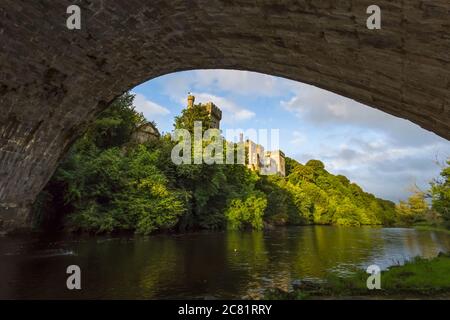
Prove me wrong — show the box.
[192,70,286,96]
[133,93,170,118]
[162,69,292,100]
[293,134,449,201]
[290,131,307,147]
[281,87,392,125]
[281,84,446,148]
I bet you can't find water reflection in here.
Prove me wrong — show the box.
[0,226,448,299]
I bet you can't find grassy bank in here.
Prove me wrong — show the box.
[265,253,450,299]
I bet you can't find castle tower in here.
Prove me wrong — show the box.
[187,94,195,108]
[186,94,222,129]
[245,139,265,172]
[265,150,286,177]
[204,102,222,129]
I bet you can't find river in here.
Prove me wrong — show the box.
[0,226,449,299]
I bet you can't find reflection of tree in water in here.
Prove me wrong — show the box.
[138,233,234,299]
[226,231,268,267]
[283,226,381,278]
[401,229,450,260]
[0,234,82,299]
[67,236,181,299]
[2,227,449,299]
[134,229,450,298]
[224,227,389,297]
[136,237,179,297]
[428,231,450,254]
[226,231,271,298]
[226,227,382,297]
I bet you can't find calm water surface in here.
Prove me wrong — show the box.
[0,226,449,299]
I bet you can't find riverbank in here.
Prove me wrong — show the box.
[265,253,450,300]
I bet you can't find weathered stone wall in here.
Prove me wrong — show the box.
[1,0,449,231]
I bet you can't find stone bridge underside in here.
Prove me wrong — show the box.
[1,0,450,231]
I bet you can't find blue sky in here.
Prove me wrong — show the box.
[132,70,450,202]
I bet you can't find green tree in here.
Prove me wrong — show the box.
[81,92,145,150]
[174,103,211,133]
[34,93,401,234]
[225,191,268,230]
[305,159,325,171]
[282,157,395,226]
[395,191,428,225]
[34,93,186,234]
[61,146,187,235]
[430,160,450,228]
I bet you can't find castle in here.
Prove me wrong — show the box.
[187,94,222,129]
[245,138,286,177]
[131,121,160,144]
[186,94,285,177]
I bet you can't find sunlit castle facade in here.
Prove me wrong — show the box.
[246,139,265,172]
[245,138,286,177]
[186,94,285,176]
[265,150,286,177]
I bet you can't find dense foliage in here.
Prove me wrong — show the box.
[392,161,450,228]
[430,160,450,227]
[395,191,428,225]
[34,92,448,234]
[272,158,397,226]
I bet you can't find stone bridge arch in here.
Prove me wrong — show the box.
[1,1,449,231]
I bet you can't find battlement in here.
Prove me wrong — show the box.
[266,150,285,158]
[205,102,222,129]
[186,95,222,129]
[246,140,286,177]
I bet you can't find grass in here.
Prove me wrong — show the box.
[381,253,450,292]
[264,253,450,299]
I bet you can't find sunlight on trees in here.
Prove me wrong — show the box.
[33,92,449,234]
